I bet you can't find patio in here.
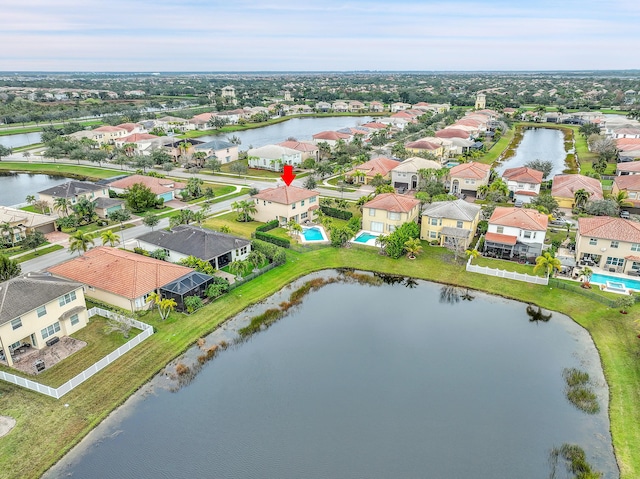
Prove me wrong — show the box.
[0,336,87,375]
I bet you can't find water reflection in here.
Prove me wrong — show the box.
[373,272,418,288]
[526,304,553,323]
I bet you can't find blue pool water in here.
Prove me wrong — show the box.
[591,273,640,291]
[302,227,324,241]
[355,232,378,243]
[445,162,459,168]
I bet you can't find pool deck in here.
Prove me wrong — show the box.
[349,230,381,247]
[299,225,330,244]
[565,265,637,295]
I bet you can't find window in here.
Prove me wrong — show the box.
[632,243,640,252]
[517,183,525,189]
[11,318,22,330]
[301,200,305,206]
[529,184,536,190]
[291,202,296,210]
[240,246,248,255]
[369,208,376,216]
[309,196,316,203]
[523,231,532,239]
[430,231,437,239]
[37,306,46,318]
[70,314,79,326]
[301,212,308,219]
[430,218,440,226]
[456,220,464,229]
[58,291,77,307]
[388,212,401,221]
[611,241,619,249]
[41,321,61,340]
[388,224,397,232]
[496,226,504,234]
[605,257,625,267]
[589,238,597,246]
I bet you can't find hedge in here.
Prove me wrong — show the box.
[256,219,280,232]
[320,205,353,220]
[255,231,291,248]
[251,238,287,265]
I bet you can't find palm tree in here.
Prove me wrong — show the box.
[375,234,389,255]
[53,197,72,217]
[533,251,562,278]
[232,200,257,222]
[228,259,249,279]
[25,195,36,205]
[100,229,121,247]
[573,189,591,210]
[68,230,95,256]
[0,222,15,247]
[247,250,267,271]
[607,190,632,210]
[465,248,480,262]
[403,238,423,259]
[146,292,176,320]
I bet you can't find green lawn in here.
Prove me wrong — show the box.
[0,162,124,180]
[203,211,263,238]
[1,243,640,478]
[14,244,64,262]
[219,160,285,179]
[477,127,516,165]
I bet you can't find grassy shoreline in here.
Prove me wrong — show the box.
[0,245,637,478]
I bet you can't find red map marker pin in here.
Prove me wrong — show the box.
[281,164,296,186]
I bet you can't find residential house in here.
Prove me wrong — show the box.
[277,140,319,161]
[48,247,194,312]
[155,115,189,133]
[391,156,442,191]
[252,186,319,224]
[107,175,186,202]
[348,100,365,112]
[616,161,640,176]
[312,131,351,147]
[448,162,491,195]
[435,128,472,140]
[551,174,604,208]
[405,139,444,159]
[315,101,331,112]
[501,167,544,203]
[331,101,349,112]
[217,109,249,124]
[116,123,145,135]
[38,181,109,215]
[576,216,640,274]
[369,101,385,112]
[137,224,251,270]
[390,102,412,112]
[247,145,302,171]
[611,175,640,210]
[193,139,239,164]
[91,125,128,145]
[0,206,57,244]
[346,157,399,185]
[362,193,420,233]
[92,197,125,219]
[420,199,481,249]
[161,138,206,164]
[484,207,548,258]
[0,273,88,368]
[611,126,640,139]
[113,133,163,155]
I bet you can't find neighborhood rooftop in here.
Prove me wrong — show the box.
[252,185,318,204]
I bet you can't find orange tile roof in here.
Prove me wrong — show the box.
[489,207,548,230]
[48,247,192,299]
[252,185,318,205]
[108,175,186,196]
[277,140,319,152]
[502,166,544,184]
[363,193,420,213]
[578,216,640,243]
[361,122,387,129]
[312,131,351,141]
[435,129,470,139]
[616,162,640,173]
[116,123,141,132]
[449,162,491,180]
[347,157,398,177]
[405,140,441,150]
[485,232,518,245]
[118,133,159,143]
[615,138,640,151]
[93,125,127,133]
[551,174,603,200]
[613,175,640,191]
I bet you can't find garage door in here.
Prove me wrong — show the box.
[371,221,384,233]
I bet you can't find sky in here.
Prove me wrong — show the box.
[2,0,640,72]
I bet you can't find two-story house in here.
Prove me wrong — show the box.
[484,207,548,259]
[575,216,640,274]
[38,181,109,216]
[362,193,421,233]
[0,206,58,243]
[193,139,239,164]
[247,145,302,172]
[501,167,544,203]
[252,186,319,225]
[346,157,399,185]
[611,175,640,210]
[137,225,251,270]
[0,273,88,368]
[420,199,482,249]
[448,162,491,196]
[391,157,442,192]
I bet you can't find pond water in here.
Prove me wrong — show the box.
[496,128,567,177]
[197,116,373,150]
[0,132,43,149]
[44,273,617,479]
[0,172,70,206]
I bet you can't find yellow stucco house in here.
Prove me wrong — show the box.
[252,185,319,224]
[362,193,421,233]
[0,273,88,368]
[576,216,640,274]
[420,199,482,249]
[551,174,603,209]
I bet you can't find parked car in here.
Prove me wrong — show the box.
[620,210,631,219]
[514,200,523,208]
[550,218,571,227]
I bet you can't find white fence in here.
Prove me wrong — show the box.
[0,307,154,399]
[466,260,549,285]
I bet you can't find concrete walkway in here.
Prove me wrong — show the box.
[0,416,16,438]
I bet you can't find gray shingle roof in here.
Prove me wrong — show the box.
[137,225,250,261]
[194,139,236,150]
[0,273,84,325]
[93,197,125,209]
[38,181,103,198]
[422,199,481,221]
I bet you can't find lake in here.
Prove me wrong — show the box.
[496,128,567,177]
[197,116,373,150]
[45,272,617,479]
[0,172,70,207]
[0,132,43,149]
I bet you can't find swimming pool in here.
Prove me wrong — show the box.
[590,273,640,291]
[354,232,378,243]
[302,226,326,242]
[445,162,459,168]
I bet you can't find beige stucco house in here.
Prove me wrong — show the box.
[576,216,640,274]
[448,162,491,195]
[420,199,481,249]
[38,181,109,216]
[0,206,58,244]
[247,145,302,172]
[252,186,319,224]
[0,273,88,368]
[362,193,420,233]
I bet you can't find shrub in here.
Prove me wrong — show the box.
[320,205,353,220]
[256,219,279,232]
[133,247,150,256]
[255,231,290,248]
[184,295,204,313]
[251,239,287,264]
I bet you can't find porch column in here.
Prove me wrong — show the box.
[0,339,13,368]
